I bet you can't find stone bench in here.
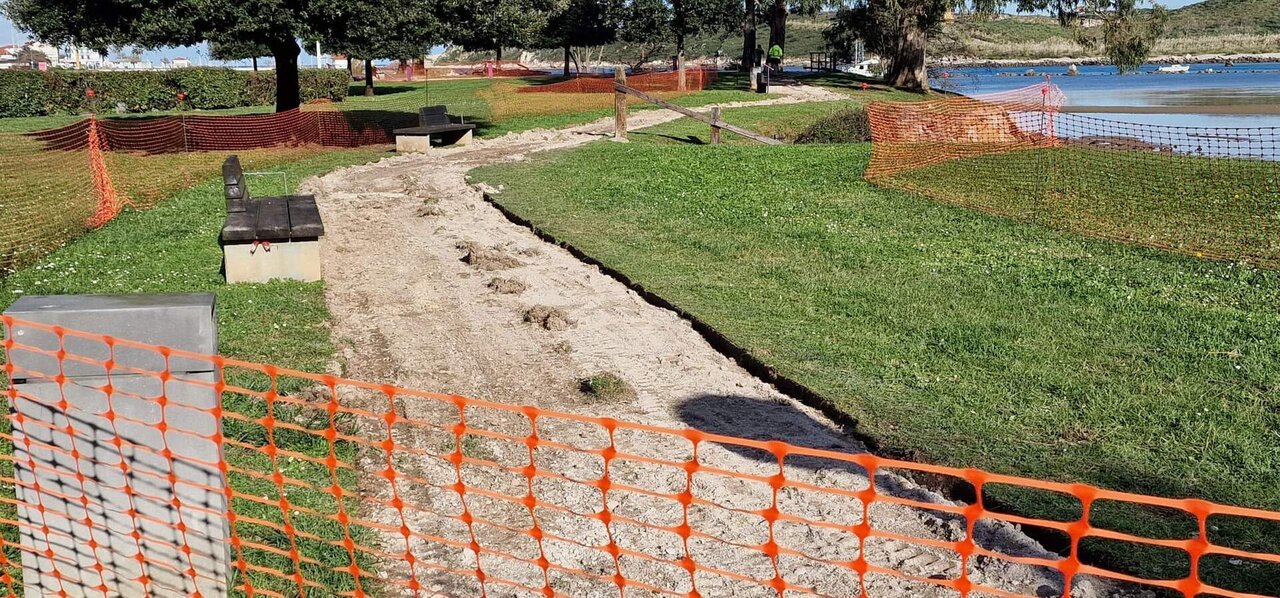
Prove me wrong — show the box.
[393,105,476,152]
[219,156,324,283]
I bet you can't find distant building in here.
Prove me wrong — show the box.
[332,55,349,70]
[171,57,193,68]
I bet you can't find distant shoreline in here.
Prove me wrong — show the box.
[934,52,1280,68]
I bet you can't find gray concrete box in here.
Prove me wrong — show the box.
[3,294,229,598]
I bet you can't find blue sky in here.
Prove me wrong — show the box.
[1,0,1208,64]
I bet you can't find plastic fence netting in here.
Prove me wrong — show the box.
[866,84,1280,267]
[0,107,411,276]
[518,69,718,94]
[1,316,1278,597]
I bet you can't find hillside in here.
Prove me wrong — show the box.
[1166,0,1280,35]
[445,0,1279,67]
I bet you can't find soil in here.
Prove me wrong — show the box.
[302,88,1152,597]
[488,277,529,295]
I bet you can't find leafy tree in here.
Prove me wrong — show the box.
[826,0,1166,92]
[740,0,759,70]
[541,0,621,76]
[4,0,434,111]
[670,0,739,60]
[1065,0,1168,73]
[620,0,671,68]
[761,0,824,57]
[440,0,559,61]
[312,0,441,95]
[209,40,271,71]
[823,0,948,90]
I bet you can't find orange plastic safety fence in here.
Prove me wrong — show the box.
[0,108,410,276]
[865,83,1280,268]
[1,315,1278,598]
[518,69,718,94]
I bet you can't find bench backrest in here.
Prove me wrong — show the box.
[419,105,451,127]
[223,155,249,213]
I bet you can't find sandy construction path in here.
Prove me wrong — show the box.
[301,89,1138,597]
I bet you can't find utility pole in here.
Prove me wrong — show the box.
[316,41,322,68]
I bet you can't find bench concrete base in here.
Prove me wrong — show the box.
[223,239,322,284]
[396,129,472,153]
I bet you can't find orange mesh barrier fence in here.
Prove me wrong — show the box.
[0,108,410,276]
[518,69,718,94]
[473,61,549,78]
[866,83,1280,268]
[2,315,1278,597]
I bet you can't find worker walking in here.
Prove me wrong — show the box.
[767,44,783,70]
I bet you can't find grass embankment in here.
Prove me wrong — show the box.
[0,147,394,595]
[472,117,1280,592]
[874,144,1280,267]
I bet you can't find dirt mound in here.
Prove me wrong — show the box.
[523,305,574,330]
[458,241,521,270]
[487,277,528,294]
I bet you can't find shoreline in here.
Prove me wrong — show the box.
[934,52,1280,68]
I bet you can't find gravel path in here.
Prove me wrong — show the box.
[300,88,1141,597]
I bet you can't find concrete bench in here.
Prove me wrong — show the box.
[393,105,476,152]
[219,156,324,283]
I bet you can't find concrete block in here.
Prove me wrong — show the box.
[453,129,473,146]
[2,294,228,598]
[222,238,322,284]
[396,134,432,153]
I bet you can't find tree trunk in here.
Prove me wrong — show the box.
[740,0,757,71]
[767,0,787,52]
[252,56,258,71]
[564,44,572,77]
[495,47,503,61]
[888,17,929,91]
[270,40,302,112]
[364,59,375,96]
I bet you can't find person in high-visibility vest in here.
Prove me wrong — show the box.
[767,44,783,70]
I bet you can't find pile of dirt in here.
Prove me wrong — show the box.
[523,305,574,330]
[487,277,528,294]
[458,240,522,270]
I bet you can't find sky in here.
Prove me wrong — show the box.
[0,0,1209,64]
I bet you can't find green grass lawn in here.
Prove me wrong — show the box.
[875,145,1280,268]
[472,138,1280,593]
[344,74,772,138]
[0,147,395,596]
[630,87,917,145]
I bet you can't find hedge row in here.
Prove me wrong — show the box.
[794,107,872,144]
[0,68,351,117]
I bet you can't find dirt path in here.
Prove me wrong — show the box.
[301,89,1134,597]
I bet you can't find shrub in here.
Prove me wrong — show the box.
[169,68,250,109]
[794,107,872,144]
[0,70,55,117]
[0,67,352,117]
[247,69,351,107]
[247,72,277,106]
[300,69,350,102]
[89,71,180,113]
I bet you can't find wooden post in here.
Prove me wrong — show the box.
[614,67,627,141]
[710,107,721,145]
[677,52,687,92]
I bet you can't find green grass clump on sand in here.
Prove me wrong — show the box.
[0,147,394,596]
[473,138,1280,593]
